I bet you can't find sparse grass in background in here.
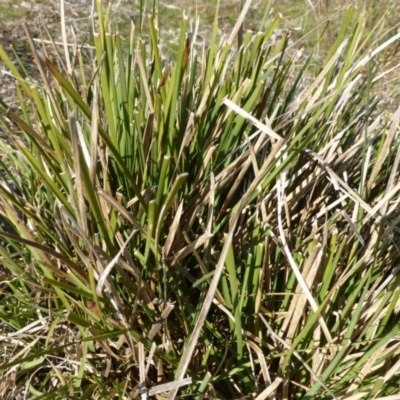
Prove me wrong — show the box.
[1,0,400,399]
[269,0,400,111]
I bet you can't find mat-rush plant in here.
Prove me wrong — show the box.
[1,0,400,398]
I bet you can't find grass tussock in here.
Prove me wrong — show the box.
[1,0,400,399]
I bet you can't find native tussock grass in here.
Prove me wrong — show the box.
[1,0,400,399]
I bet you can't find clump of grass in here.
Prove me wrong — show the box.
[1,0,400,399]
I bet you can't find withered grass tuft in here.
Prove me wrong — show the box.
[1,0,400,399]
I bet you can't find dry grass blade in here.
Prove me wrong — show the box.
[254,378,283,400]
[149,378,192,397]
[171,232,213,265]
[60,0,72,74]
[227,0,252,46]
[135,50,155,114]
[96,229,138,295]
[367,103,400,191]
[23,23,66,133]
[167,211,241,400]
[279,242,324,343]
[163,200,184,257]
[70,114,88,234]
[276,172,333,344]
[223,98,283,140]
[259,314,337,399]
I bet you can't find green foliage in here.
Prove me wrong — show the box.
[1,1,400,399]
